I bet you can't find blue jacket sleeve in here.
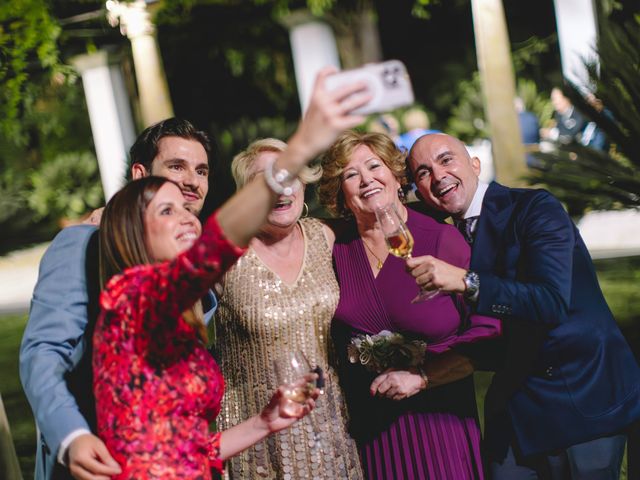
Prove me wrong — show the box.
[433,226,502,351]
[476,191,573,325]
[203,290,218,326]
[19,225,97,458]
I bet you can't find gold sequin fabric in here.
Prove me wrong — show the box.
[215,218,363,480]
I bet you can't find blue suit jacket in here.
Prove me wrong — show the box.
[472,183,640,458]
[20,225,217,479]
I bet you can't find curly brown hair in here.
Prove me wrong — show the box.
[318,131,407,217]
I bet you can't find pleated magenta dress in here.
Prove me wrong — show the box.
[332,209,501,479]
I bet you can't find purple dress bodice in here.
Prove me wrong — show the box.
[334,208,499,352]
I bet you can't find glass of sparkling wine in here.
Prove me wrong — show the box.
[375,204,440,303]
[273,351,315,416]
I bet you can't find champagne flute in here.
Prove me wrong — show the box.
[273,351,315,416]
[374,204,440,302]
[273,351,325,453]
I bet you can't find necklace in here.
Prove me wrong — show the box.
[362,238,385,270]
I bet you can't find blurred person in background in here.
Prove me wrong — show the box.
[541,87,587,145]
[582,92,609,152]
[396,107,439,152]
[514,97,542,169]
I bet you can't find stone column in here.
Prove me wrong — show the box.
[281,10,341,114]
[553,0,598,92]
[71,50,136,200]
[471,0,527,186]
[106,0,174,126]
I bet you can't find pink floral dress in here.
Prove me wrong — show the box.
[93,214,244,479]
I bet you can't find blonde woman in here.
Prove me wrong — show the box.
[214,138,363,479]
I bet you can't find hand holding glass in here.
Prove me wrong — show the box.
[273,351,316,416]
[374,204,440,302]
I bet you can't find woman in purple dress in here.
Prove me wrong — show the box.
[318,131,501,479]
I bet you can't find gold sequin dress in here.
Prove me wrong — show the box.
[215,217,363,479]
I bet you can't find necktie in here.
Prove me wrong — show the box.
[456,216,478,244]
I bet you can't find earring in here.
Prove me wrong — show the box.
[397,187,407,203]
[301,202,309,218]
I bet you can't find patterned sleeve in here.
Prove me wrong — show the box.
[207,432,224,474]
[431,225,502,354]
[100,213,245,354]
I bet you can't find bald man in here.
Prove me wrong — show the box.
[405,133,640,479]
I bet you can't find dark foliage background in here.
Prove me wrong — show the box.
[528,0,640,215]
[2,0,638,248]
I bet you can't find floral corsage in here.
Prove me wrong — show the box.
[347,330,427,373]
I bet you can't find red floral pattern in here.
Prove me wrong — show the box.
[93,214,244,479]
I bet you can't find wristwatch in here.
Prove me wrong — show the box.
[463,270,480,299]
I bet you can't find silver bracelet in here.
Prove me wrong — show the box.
[263,157,301,196]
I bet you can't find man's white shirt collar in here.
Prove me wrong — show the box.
[463,180,489,219]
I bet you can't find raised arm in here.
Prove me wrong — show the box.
[103,68,371,348]
[217,67,369,247]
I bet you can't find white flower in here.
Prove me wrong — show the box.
[376,330,393,339]
[359,351,371,366]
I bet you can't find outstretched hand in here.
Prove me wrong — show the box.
[68,433,121,480]
[289,67,371,161]
[405,255,467,294]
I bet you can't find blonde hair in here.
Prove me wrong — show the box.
[231,138,322,189]
[318,131,408,217]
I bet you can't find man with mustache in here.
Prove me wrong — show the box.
[20,118,216,480]
[406,133,640,479]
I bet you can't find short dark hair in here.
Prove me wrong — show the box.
[128,118,213,174]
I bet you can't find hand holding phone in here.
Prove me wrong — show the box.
[325,60,415,116]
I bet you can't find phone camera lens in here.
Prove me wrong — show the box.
[382,68,398,88]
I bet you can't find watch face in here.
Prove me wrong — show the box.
[464,271,479,297]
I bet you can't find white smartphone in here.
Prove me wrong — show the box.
[325,60,415,116]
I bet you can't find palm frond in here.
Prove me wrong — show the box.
[527,3,640,213]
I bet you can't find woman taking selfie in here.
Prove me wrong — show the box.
[92,70,369,479]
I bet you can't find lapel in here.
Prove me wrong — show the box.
[470,182,514,271]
